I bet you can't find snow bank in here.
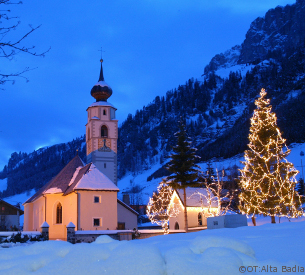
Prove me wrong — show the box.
[0,221,304,274]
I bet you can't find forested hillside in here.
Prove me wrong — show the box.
[118,0,305,180]
[0,137,86,197]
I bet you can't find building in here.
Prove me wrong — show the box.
[0,200,24,231]
[23,59,137,239]
[168,187,218,230]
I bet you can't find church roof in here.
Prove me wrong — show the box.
[64,163,119,195]
[24,155,119,204]
[176,187,218,207]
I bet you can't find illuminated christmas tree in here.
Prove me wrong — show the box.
[239,89,303,224]
[146,180,179,234]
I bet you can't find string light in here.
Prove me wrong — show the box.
[191,169,235,216]
[239,88,303,222]
[146,181,180,234]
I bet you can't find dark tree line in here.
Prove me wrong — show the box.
[0,136,86,197]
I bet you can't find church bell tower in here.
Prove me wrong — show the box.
[86,59,118,185]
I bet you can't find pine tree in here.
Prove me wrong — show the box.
[166,119,200,232]
[205,161,216,185]
[239,89,303,224]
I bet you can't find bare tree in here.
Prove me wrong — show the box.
[0,0,50,85]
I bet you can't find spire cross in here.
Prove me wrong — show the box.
[98,47,105,60]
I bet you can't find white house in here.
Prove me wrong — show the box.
[168,187,218,230]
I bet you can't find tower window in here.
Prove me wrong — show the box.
[104,163,106,168]
[103,109,106,115]
[56,203,62,224]
[101,125,108,137]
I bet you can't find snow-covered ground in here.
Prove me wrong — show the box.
[0,218,304,274]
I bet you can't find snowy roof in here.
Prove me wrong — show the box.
[88,101,116,110]
[176,187,218,207]
[24,155,85,203]
[24,155,119,204]
[0,200,24,215]
[94,80,111,88]
[43,187,63,194]
[67,163,119,193]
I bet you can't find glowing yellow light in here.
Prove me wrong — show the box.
[239,88,303,222]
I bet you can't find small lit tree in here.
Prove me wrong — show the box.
[239,88,303,225]
[146,181,179,234]
[196,169,234,216]
[213,169,235,216]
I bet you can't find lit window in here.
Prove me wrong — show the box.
[93,218,100,227]
[56,203,62,224]
[101,125,108,137]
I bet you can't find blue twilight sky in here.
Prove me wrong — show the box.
[0,0,296,169]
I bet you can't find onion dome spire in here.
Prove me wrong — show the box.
[99,59,104,81]
[91,59,113,102]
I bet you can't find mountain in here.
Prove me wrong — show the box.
[205,0,305,72]
[0,137,86,198]
[118,0,305,180]
[2,0,305,198]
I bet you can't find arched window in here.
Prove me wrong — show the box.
[103,109,106,116]
[56,203,62,224]
[101,125,108,137]
[175,221,179,230]
[198,213,202,226]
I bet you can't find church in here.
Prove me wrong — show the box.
[23,59,138,240]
